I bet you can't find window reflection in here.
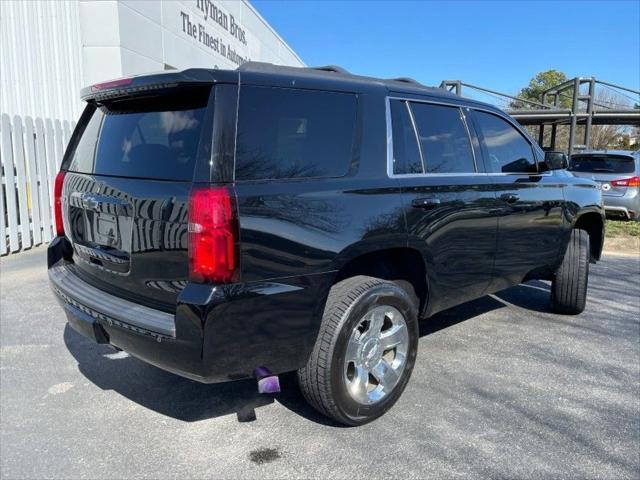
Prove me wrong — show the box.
[474,111,537,174]
[410,103,476,174]
[236,86,357,181]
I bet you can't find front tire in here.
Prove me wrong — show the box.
[551,229,590,315]
[298,275,419,426]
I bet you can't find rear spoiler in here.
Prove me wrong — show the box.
[80,68,235,102]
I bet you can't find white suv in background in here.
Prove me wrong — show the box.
[569,150,640,221]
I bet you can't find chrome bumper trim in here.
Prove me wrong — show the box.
[49,264,176,338]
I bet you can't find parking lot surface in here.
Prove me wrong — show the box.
[1,247,639,479]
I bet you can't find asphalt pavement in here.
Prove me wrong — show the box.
[1,247,638,479]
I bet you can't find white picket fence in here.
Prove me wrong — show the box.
[0,113,76,255]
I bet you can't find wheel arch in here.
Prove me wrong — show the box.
[573,211,605,261]
[331,245,429,317]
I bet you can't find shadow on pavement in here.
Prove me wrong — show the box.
[63,325,341,426]
[64,281,552,426]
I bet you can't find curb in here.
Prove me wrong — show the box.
[601,250,640,258]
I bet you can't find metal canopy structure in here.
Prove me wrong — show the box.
[439,78,640,154]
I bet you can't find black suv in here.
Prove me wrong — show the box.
[48,63,604,425]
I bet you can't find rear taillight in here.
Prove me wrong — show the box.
[54,171,66,237]
[188,186,239,284]
[611,176,640,187]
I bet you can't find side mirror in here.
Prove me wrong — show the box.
[543,151,568,171]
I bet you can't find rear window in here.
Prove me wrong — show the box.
[235,86,357,181]
[569,155,635,174]
[409,103,476,174]
[390,100,423,175]
[64,87,210,181]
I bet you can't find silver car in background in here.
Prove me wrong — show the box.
[569,150,640,221]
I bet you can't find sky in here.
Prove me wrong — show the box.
[251,0,640,100]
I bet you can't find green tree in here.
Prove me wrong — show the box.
[510,70,572,150]
[511,69,570,109]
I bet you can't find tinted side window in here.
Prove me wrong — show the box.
[474,111,536,174]
[409,103,476,173]
[235,86,357,181]
[390,100,423,174]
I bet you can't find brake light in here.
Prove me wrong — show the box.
[611,176,640,187]
[188,186,239,284]
[54,171,66,237]
[90,77,133,92]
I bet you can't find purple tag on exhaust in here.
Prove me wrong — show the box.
[257,375,280,394]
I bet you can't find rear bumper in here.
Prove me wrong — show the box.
[603,191,640,220]
[50,264,175,338]
[604,206,635,220]
[48,238,334,383]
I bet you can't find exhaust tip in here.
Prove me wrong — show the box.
[253,367,281,394]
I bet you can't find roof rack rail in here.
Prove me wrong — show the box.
[312,65,350,75]
[391,77,422,86]
[237,61,274,72]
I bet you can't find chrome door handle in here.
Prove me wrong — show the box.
[500,193,520,203]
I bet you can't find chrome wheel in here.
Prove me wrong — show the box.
[343,305,409,405]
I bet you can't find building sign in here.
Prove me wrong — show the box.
[195,0,247,45]
[178,0,251,67]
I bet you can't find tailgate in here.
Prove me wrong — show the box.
[60,86,213,311]
[64,173,191,310]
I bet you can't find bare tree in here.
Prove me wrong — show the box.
[588,90,633,149]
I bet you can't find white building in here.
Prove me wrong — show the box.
[0,0,303,255]
[1,0,304,124]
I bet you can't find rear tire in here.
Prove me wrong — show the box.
[551,229,590,315]
[298,275,419,426]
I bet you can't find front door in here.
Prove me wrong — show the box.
[470,109,566,291]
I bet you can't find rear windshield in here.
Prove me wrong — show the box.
[64,87,211,181]
[568,155,635,174]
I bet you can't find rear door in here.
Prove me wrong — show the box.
[470,109,566,290]
[60,86,213,311]
[391,98,499,314]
